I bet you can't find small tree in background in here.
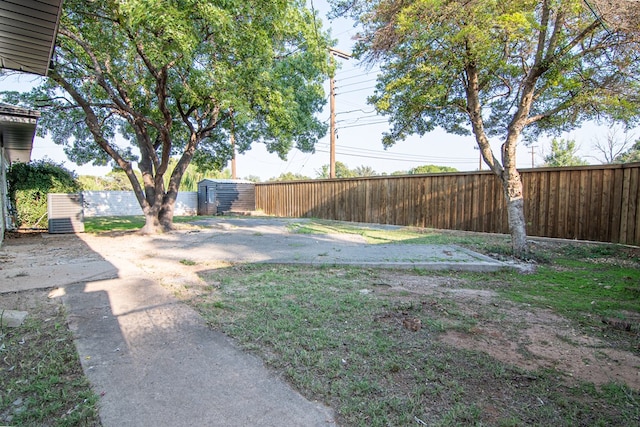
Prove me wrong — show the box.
[316,162,356,178]
[409,165,458,174]
[7,160,81,229]
[243,175,262,183]
[543,139,588,167]
[615,140,640,163]
[353,165,378,177]
[268,172,312,182]
[78,169,137,191]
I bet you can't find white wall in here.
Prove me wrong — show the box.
[83,191,197,217]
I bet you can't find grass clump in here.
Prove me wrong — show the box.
[0,291,100,426]
[84,215,198,233]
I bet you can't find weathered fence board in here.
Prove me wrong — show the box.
[255,163,640,245]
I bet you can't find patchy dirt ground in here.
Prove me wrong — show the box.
[2,227,639,393]
[372,273,640,390]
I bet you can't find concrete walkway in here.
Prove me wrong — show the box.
[0,218,508,426]
[59,257,335,426]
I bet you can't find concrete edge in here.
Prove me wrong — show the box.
[256,260,511,273]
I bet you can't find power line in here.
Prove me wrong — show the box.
[336,85,377,95]
[336,108,376,115]
[337,73,379,82]
[334,66,381,78]
[337,77,378,88]
[314,142,478,162]
[336,114,379,124]
[338,120,388,129]
[340,99,371,109]
[314,147,477,164]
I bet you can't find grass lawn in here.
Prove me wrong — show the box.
[0,290,100,426]
[184,218,640,426]
[18,215,640,426]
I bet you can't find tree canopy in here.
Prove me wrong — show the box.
[331,0,640,255]
[2,0,331,233]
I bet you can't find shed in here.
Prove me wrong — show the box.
[197,179,255,215]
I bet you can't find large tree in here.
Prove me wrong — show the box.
[2,0,330,233]
[332,0,640,255]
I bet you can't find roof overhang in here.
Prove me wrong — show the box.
[0,103,40,163]
[0,0,64,76]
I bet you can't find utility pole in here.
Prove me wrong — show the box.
[329,47,351,178]
[473,146,482,171]
[474,146,482,171]
[530,145,537,168]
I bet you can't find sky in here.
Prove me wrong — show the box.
[0,1,634,181]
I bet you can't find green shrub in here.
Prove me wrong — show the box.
[7,160,81,228]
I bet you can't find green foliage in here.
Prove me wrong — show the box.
[408,164,458,174]
[543,139,588,167]
[78,171,134,191]
[352,165,378,176]
[615,139,640,163]
[7,160,80,228]
[80,158,236,192]
[331,0,640,253]
[243,175,262,183]
[342,0,640,144]
[1,0,332,231]
[268,172,312,182]
[316,161,359,178]
[167,159,231,191]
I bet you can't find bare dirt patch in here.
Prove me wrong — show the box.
[373,272,640,390]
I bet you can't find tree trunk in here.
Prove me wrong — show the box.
[141,210,162,234]
[158,196,176,231]
[465,62,529,257]
[136,197,177,234]
[502,169,528,257]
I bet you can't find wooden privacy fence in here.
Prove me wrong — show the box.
[255,163,640,246]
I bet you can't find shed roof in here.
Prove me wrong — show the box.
[0,0,63,76]
[199,179,255,185]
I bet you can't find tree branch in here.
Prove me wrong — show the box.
[48,69,149,210]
